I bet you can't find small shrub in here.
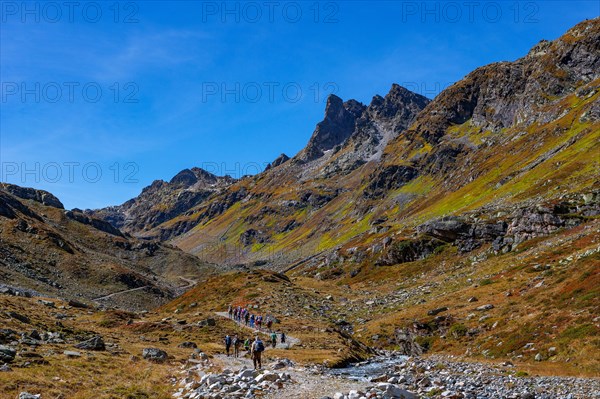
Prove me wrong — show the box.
[414,335,434,351]
[449,323,468,339]
[426,388,443,397]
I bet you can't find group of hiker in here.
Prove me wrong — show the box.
[224,334,265,369]
[224,305,287,369]
[228,305,276,332]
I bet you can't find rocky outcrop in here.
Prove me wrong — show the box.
[321,85,430,176]
[240,229,269,246]
[376,237,446,266]
[393,329,424,356]
[417,196,599,253]
[363,165,419,199]
[169,168,200,188]
[0,191,43,221]
[265,153,290,170]
[65,210,125,237]
[298,95,366,162]
[0,183,63,209]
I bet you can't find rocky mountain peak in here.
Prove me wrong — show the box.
[298,94,366,162]
[324,93,345,117]
[169,169,199,188]
[343,99,368,118]
[169,168,224,189]
[367,84,431,120]
[265,153,290,170]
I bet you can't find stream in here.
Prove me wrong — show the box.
[327,354,409,382]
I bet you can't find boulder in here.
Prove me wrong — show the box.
[178,341,198,349]
[255,372,278,383]
[238,369,257,379]
[7,311,30,324]
[198,318,216,327]
[382,384,417,399]
[0,345,16,363]
[142,348,168,363]
[68,300,90,309]
[427,307,448,316]
[74,336,105,351]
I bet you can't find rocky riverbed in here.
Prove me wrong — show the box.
[172,351,600,399]
[324,354,600,399]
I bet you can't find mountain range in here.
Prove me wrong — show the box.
[1,18,598,332]
[86,18,599,273]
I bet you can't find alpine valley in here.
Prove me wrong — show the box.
[1,18,599,399]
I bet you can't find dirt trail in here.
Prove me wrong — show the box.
[213,311,300,372]
[178,276,197,289]
[92,286,150,301]
[214,311,300,348]
[94,276,197,302]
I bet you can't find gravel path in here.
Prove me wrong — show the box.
[261,371,365,399]
[214,311,300,348]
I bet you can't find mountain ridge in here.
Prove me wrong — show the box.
[117,18,600,269]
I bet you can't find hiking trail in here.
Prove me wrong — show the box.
[214,311,300,349]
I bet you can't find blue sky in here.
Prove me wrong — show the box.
[1,1,598,209]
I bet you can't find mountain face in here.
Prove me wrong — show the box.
[319,84,431,177]
[90,167,235,236]
[297,95,367,162]
[92,19,599,272]
[293,85,431,179]
[0,184,217,310]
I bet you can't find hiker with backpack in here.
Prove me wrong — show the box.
[233,334,241,358]
[251,335,265,369]
[281,332,286,344]
[244,337,250,353]
[224,335,232,357]
[270,331,277,348]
